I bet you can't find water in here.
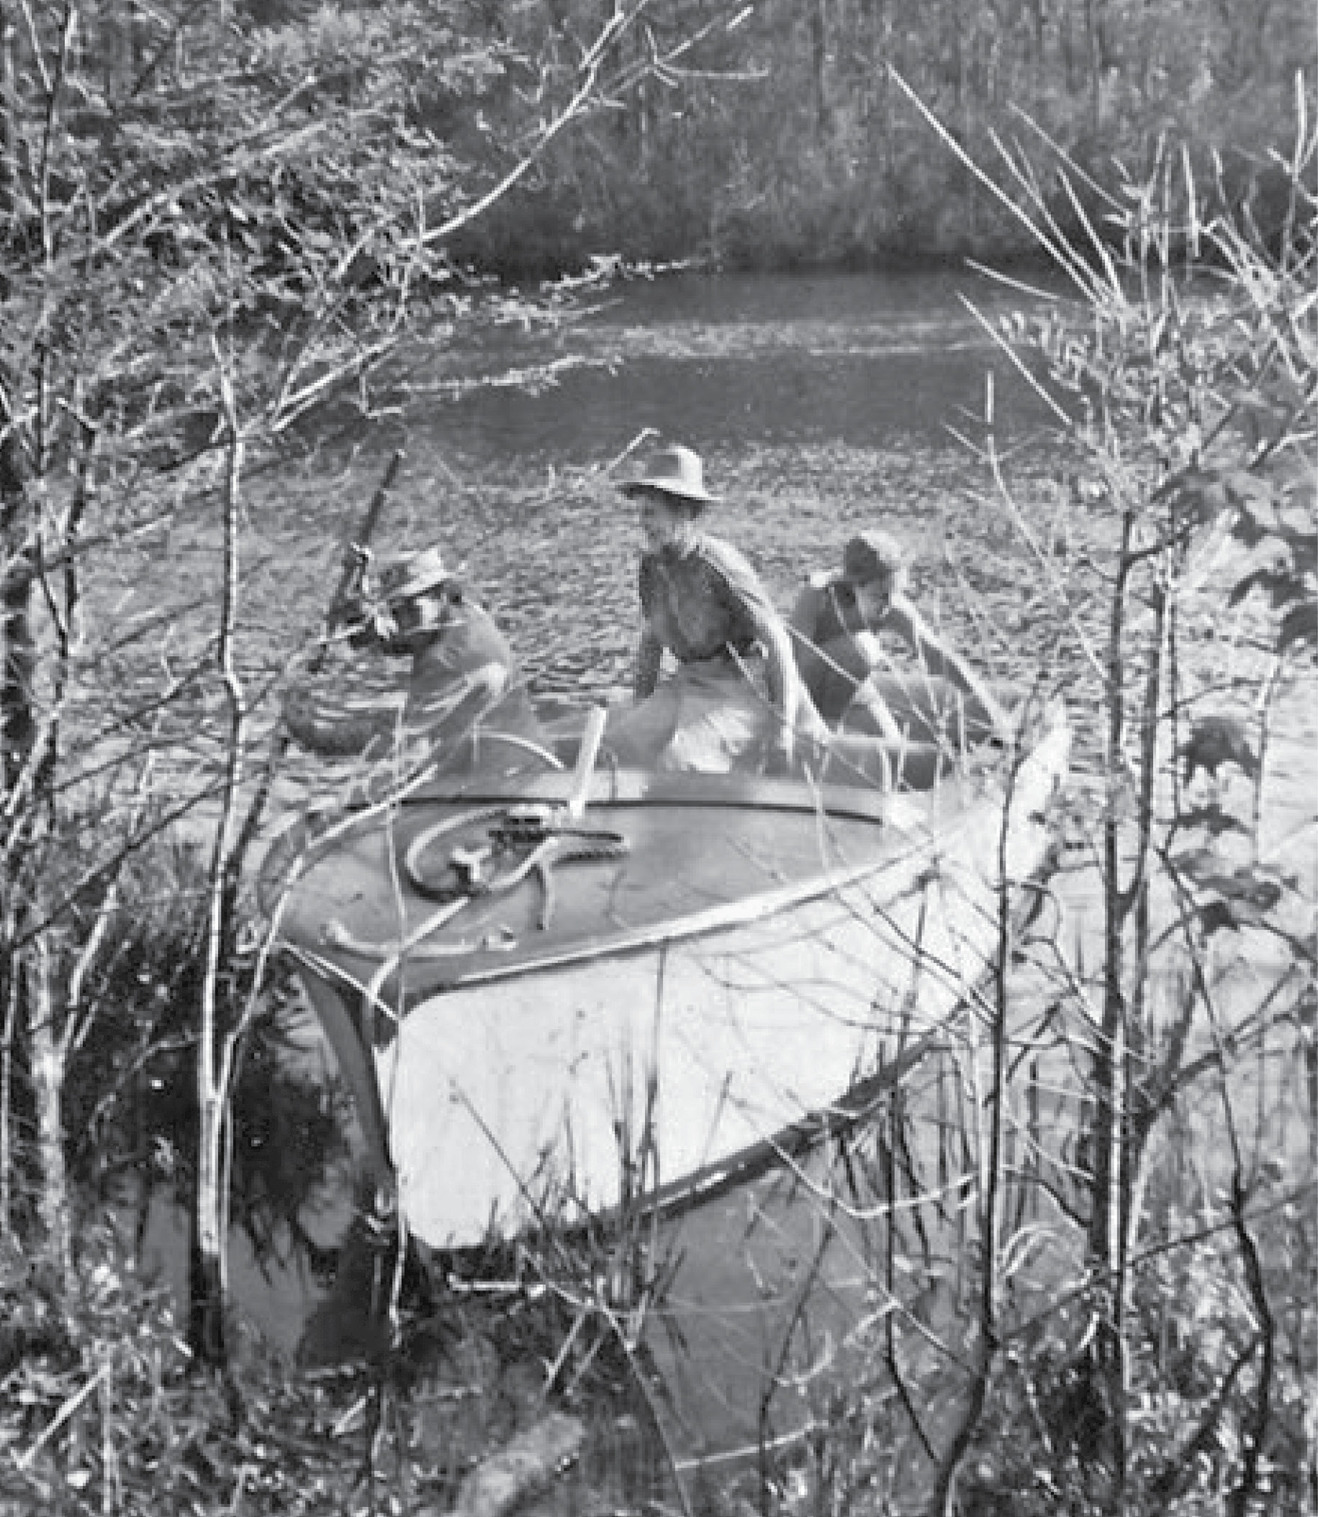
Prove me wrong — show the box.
[97,254,1315,1504]
[185,263,1315,1497]
[206,262,1316,1486]
[414,265,1060,465]
[290,268,1054,1450]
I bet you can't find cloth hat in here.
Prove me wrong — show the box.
[840,530,907,585]
[375,546,451,603]
[620,445,718,504]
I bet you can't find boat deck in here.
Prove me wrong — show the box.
[275,768,955,1003]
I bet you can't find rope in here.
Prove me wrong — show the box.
[401,805,514,894]
[405,807,626,900]
[320,807,630,967]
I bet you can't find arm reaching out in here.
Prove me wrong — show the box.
[886,594,1013,739]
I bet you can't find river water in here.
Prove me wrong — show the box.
[413,264,1058,464]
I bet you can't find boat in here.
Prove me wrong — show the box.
[261,703,1070,1252]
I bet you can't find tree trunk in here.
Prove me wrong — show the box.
[1088,506,1141,1505]
[189,1106,230,1365]
[27,930,73,1287]
[0,0,16,215]
[189,418,248,1368]
[1084,0,1105,135]
[1,436,36,797]
[0,950,18,1235]
[809,0,830,142]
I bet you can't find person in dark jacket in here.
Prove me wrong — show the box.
[283,546,547,778]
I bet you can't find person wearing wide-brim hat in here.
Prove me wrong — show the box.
[788,529,1013,749]
[609,443,825,774]
[283,544,545,780]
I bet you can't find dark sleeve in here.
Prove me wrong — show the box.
[788,580,824,645]
[637,555,657,621]
[633,557,663,696]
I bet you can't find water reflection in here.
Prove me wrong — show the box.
[436,349,1034,461]
[261,1019,982,1481]
[418,267,1061,463]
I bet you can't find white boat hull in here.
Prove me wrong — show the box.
[271,712,1069,1250]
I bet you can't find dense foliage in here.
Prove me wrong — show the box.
[453,0,1316,269]
[925,133,1317,1515]
[0,0,659,1369]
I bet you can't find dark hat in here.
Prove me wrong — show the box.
[840,530,906,585]
[620,445,718,504]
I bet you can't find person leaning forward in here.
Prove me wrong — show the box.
[282,545,546,779]
[789,529,1013,748]
[606,445,824,775]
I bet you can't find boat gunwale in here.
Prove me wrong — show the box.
[365,764,914,826]
[292,799,1037,1003]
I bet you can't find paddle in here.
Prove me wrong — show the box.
[565,705,608,821]
[315,445,407,667]
[235,446,408,872]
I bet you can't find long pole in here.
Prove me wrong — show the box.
[310,446,407,677]
[233,446,406,865]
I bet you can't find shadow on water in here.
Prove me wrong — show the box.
[432,348,1032,463]
[182,1012,1009,1504]
[109,992,358,1356]
[124,1011,903,1482]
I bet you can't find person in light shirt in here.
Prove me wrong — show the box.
[790,529,1012,748]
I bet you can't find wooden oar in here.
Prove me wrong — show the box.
[565,705,607,821]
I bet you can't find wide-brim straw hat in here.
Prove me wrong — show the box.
[620,445,718,505]
[375,546,451,603]
[840,530,906,585]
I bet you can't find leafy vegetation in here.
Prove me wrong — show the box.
[717,96,1316,1517]
[0,0,669,1372]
